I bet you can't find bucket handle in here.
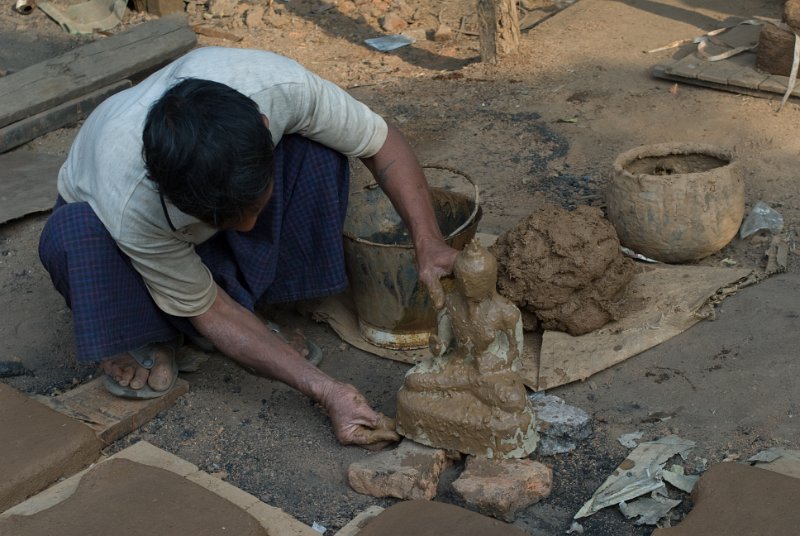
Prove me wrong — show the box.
[422,164,481,241]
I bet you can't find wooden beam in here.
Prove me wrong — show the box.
[477,0,521,64]
[0,80,131,154]
[0,15,196,129]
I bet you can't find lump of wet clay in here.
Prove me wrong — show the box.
[396,239,538,459]
[489,201,634,336]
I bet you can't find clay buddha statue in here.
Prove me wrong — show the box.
[396,239,538,458]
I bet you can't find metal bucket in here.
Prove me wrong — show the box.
[343,168,481,350]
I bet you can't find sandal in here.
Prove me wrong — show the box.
[267,321,323,367]
[102,340,179,400]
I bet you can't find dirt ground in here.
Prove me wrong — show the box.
[2,0,799,534]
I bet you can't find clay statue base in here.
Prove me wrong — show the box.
[396,356,538,459]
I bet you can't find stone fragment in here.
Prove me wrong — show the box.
[785,0,800,31]
[245,5,265,28]
[347,440,448,500]
[380,12,407,32]
[264,6,289,28]
[394,0,414,19]
[208,0,239,17]
[434,23,453,42]
[530,393,592,455]
[452,457,553,522]
[338,0,356,14]
[0,356,28,377]
[207,0,238,17]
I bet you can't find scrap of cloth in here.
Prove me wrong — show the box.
[38,135,349,362]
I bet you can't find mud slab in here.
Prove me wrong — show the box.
[0,457,268,536]
[0,382,102,513]
[356,499,529,536]
[0,441,318,536]
[653,463,800,535]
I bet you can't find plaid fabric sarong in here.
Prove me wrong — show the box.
[39,135,350,362]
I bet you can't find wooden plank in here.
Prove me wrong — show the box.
[759,73,798,94]
[663,54,705,80]
[653,70,775,100]
[0,15,196,129]
[38,376,189,445]
[652,53,800,101]
[145,0,185,16]
[728,63,770,90]
[191,23,244,42]
[0,151,63,224]
[0,80,131,154]
[695,53,754,85]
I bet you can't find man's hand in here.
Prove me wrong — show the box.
[320,381,400,446]
[416,237,458,309]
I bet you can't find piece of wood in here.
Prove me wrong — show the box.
[695,52,753,85]
[0,15,196,130]
[651,51,800,101]
[191,23,244,42]
[663,53,705,79]
[144,0,185,16]
[0,151,64,224]
[477,0,520,64]
[0,80,131,154]
[38,376,189,445]
[766,235,789,274]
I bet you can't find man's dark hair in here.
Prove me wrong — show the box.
[143,78,274,227]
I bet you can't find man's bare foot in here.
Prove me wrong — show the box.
[101,345,175,392]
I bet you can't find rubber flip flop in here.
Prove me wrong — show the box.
[267,321,323,367]
[102,342,179,400]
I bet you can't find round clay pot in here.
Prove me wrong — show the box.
[607,142,744,263]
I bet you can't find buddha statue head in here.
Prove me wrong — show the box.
[453,239,498,300]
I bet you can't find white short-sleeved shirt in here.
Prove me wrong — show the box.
[57,47,388,317]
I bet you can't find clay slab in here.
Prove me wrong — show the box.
[653,463,800,535]
[0,382,103,513]
[0,440,318,536]
[356,499,529,536]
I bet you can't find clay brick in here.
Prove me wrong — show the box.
[347,439,448,500]
[452,456,553,521]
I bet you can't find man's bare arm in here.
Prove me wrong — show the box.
[361,122,458,307]
[189,285,399,445]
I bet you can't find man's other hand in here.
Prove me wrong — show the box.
[416,237,458,309]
